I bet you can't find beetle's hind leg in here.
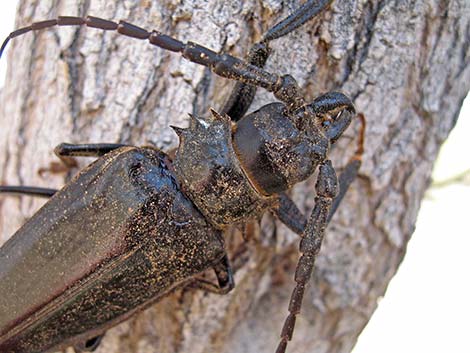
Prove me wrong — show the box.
[54,142,127,158]
[53,142,128,167]
[37,142,128,175]
[189,255,235,295]
[0,143,129,197]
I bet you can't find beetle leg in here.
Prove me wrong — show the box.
[54,142,127,157]
[275,160,338,353]
[53,142,128,167]
[1,1,335,116]
[0,142,132,197]
[36,142,127,175]
[273,154,362,236]
[272,193,307,236]
[328,159,361,222]
[273,166,359,235]
[0,185,57,198]
[212,254,235,293]
[263,0,333,41]
[0,142,129,195]
[35,143,128,175]
[189,255,235,295]
[222,0,333,121]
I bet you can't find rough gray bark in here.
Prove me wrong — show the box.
[0,1,469,353]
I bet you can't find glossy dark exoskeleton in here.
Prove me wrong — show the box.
[0,1,365,353]
[0,147,227,352]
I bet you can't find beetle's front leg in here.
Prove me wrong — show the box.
[221,0,335,121]
[221,42,271,121]
[272,193,308,235]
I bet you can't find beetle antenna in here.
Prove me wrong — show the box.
[0,16,306,107]
[276,160,338,353]
[263,0,333,41]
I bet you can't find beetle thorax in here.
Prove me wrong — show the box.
[173,110,274,229]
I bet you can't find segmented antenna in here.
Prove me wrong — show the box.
[263,0,333,41]
[0,0,335,108]
[275,160,338,353]
[0,16,308,107]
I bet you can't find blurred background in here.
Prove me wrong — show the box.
[0,2,468,352]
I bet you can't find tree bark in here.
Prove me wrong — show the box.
[0,1,469,353]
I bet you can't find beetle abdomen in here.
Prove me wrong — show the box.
[0,147,225,353]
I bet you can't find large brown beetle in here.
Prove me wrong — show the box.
[0,1,364,352]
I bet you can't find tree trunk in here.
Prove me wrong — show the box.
[0,1,469,353]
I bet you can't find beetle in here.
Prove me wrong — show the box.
[0,1,365,352]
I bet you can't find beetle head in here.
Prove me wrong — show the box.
[232,95,355,196]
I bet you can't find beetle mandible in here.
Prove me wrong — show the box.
[0,1,365,352]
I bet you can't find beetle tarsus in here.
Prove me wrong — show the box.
[190,255,235,295]
[263,0,333,41]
